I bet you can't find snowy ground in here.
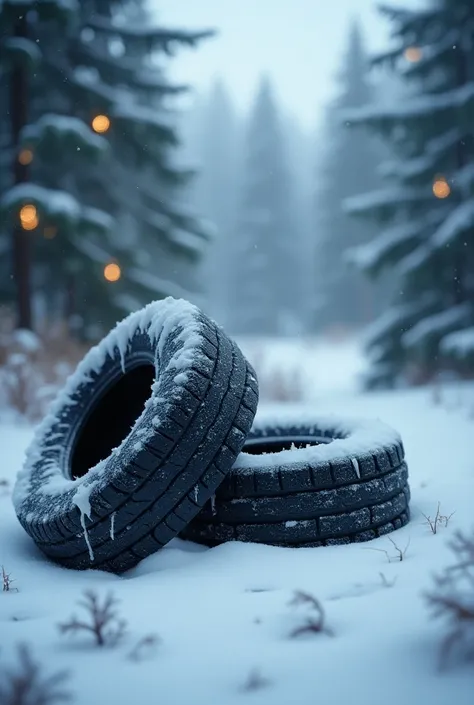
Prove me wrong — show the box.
[1,340,473,704]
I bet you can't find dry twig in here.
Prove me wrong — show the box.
[0,644,71,704]
[426,530,474,669]
[287,590,333,637]
[2,566,18,593]
[422,502,455,534]
[58,590,126,647]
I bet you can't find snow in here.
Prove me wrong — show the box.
[10,329,41,353]
[363,300,431,349]
[22,114,108,153]
[347,220,423,272]
[432,200,474,249]
[3,37,41,63]
[345,81,474,123]
[1,375,474,703]
[169,228,207,255]
[1,183,79,219]
[379,129,460,180]
[442,327,474,358]
[344,186,425,216]
[403,305,471,350]
[235,412,401,471]
[12,298,203,520]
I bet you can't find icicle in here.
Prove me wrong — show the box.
[352,458,361,479]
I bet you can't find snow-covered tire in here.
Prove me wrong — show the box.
[181,415,410,547]
[13,298,258,573]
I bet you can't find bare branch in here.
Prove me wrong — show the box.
[2,566,18,593]
[426,529,474,669]
[422,503,454,534]
[58,590,126,647]
[287,590,333,638]
[0,644,71,704]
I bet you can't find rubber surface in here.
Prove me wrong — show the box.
[181,420,410,547]
[14,306,258,573]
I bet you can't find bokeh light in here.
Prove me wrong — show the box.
[19,204,38,230]
[404,46,422,62]
[18,148,34,165]
[433,178,451,199]
[92,114,111,134]
[104,262,121,282]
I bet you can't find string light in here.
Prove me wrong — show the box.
[104,262,121,282]
[433,177,451,199]
[404,46,422,62]
[19,204,38,230]
[92,114,111,134]
[18,148,34,165]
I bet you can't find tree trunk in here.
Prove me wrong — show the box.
[10,14,32,330]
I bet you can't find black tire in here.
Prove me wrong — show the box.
[13,298,258,573]
[181,415,410,547]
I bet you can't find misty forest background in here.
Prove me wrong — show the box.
[1,0,474,417]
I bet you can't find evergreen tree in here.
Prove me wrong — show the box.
[230,76,302,337]
[315,19,384,331]
[189,79,241,327]
[0,0,211,336]
[344,0,474,387]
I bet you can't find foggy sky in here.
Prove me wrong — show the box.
[151,0,424,130]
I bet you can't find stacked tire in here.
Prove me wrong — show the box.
[182,417,410,547]
[12,297,410,573]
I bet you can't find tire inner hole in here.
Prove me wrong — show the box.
[243,436,332,455]
[70,364,155,479]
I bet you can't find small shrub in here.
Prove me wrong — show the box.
[59,590,126,647]
[426,529,474,669]
[0,644,71,704]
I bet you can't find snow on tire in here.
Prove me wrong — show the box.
[181,413,410,547]
[13,298,258,573]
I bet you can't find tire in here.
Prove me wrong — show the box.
[181,414,410,547]
[13,298,258,573]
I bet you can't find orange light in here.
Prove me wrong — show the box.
[433,178,451,199]
[44,226,57,239]
[104,262,121,282]
[19,204,37,223]
[18,148,34,165]
[92,114,110,134]
[404,46,422,62]
[21,215,39,231]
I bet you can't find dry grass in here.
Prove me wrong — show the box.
[0,644,71,704]
[0,321,88,422]
[422,502,455,534]
[2,566,18,593]
[287,590,333,638]
[243,346,305,403]
[426,530,474,669]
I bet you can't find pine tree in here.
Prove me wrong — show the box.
[231,76,302,336]
[315,19,384,332]
[188,79,241,327]
[0,0,211,336]
[344,0,474,387]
